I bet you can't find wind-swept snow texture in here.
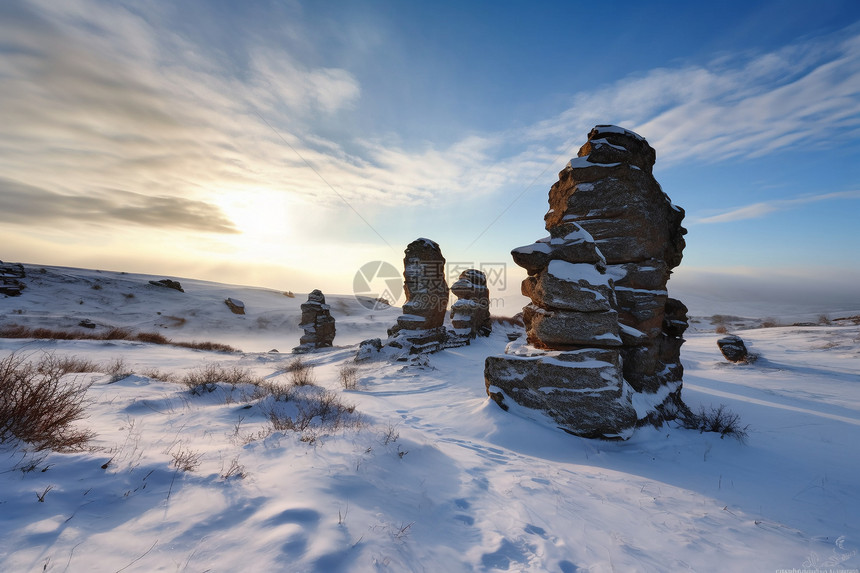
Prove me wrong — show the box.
[1,265,858,572]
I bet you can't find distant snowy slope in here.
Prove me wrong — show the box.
[0,264,400,352]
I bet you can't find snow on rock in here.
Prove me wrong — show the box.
[487,125,691,438]
[293,289,336,353]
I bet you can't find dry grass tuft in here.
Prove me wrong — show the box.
[286,357,316,386]
[338,364,360,390]
[181,363,263,395]
[0,325,238,353]
[680,404,749,442]
[0,352,95,451]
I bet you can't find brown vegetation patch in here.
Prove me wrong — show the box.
[0,325,239,353]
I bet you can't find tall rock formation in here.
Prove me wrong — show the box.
[484,125,689,439]
[448,269,492,344]
[386,238,450,353]
[293,289,336,353]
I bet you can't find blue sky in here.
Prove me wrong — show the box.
[1,0,858,314]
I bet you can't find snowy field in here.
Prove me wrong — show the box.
[1,265,858,572]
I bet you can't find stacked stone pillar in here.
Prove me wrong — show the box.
[293,289,336,353]
[448,269,492,344]
[484,125,689,438]
[386,238,450,353]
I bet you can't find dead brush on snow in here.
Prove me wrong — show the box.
[0,352,95,452]
[103,357,133,383]
[0,325,239,353]
[285,357,316,386]
[181,363,264,395]
[170,446,202,472]
[338,364,360,390]
[260,387,361,444]
[679,404,750,442]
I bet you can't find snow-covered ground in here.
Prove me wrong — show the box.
[1,264,858,572]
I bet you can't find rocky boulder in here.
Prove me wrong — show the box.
[717,335,748,363]
[149,279,184,292]
[293,289,336,353]
[0,261,26,297]
[225,298,245,315]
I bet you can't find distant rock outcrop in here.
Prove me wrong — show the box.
[225,298,245,315]
[385,238,450,354]
[0,261,25,297]
[149,279,184,292]
[484,125,689,439]
[293,289,336,353]
[448,269,491,344]
[717,335,748,363]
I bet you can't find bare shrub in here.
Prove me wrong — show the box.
[287,357,316,386]
[263,388,359,439]
[680,404,749,442]
[381,422,399,445]
[141,369,178,383]
[221,456,246,479]
[818,314,831,326]
[36,354,99,376]
[171,446,202,472]
[339,364,359,390]
[103,357,133,382]
[182,363,262,395]
[715,325,728,334]
[0,353,95,451]
[761,318,779,328]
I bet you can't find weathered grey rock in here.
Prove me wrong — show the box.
[0,261,25,278]
[717,335,748,363]
[393,238,449,332]
[0,261,26,296]
[523,304,621,348]
[149,279,184,292]
[484,125,689,439]
[355,338,383,361]
[293,289,336,353]
[225,298,245,315]
[448,269,491,343]
[485,349,637,439]
[522,260,615,312]
[384,238,450,354]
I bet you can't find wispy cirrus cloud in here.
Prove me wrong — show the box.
[0,177,238,233]
[524,27,860,166]
[695,190,860,224]
[0,0,858,243]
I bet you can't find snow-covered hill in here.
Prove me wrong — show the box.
[1,264,858,572]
